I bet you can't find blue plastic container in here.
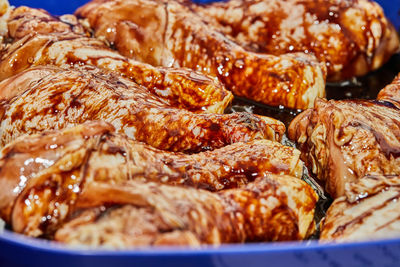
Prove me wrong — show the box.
[1,1,400,266]
[2,229,400,267]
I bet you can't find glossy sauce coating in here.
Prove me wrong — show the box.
[0,66,284,152]
[0,5,232,114]
[377,73,400,106]
[0,121,307,238]
[321,175,400,241]
[288,76,400,198]
[76,0,327,109]
[53,174,317,246]
[191,0,400,80]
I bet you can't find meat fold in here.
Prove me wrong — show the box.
[0,66,284,151]
[52,173,317,247]
[288,75,400,198]
[0,122,317,245]
[321,175,400,242]
[191,0,400,80]
[76,0,326,109]
[377,74,400,107]
[0,3,232,114]
[0,121,316,244]
[0,120,303,230]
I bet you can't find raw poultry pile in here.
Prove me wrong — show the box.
[0,0,399,248]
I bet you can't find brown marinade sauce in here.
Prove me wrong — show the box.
[227,51,400,237]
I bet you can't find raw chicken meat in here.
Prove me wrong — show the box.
[191,0,400,80]
[0,120,303,231]
[0,122,317,244]
[53,173,317,246]
[321,175,400,242]
[288,75,400,198]
[0,3,232,113]
[76,0,326,109]
[0,66,284,152]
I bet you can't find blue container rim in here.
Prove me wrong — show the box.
[2,1,400,265]
[1,228,400,256]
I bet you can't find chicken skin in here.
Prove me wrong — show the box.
[0,120,303,227]
[0,66,284,151]
[0,3,232,114]
[53,173,317,247]
[377,73,400,107]
[191,0,400,80]
[0,121,313,241]
[288,75,400,198]
[321,175,400,242]
[76,0,326,109]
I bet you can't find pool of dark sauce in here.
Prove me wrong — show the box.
[226,52,400,239]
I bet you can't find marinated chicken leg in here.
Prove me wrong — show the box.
[53,174,317,247]
[191,0,400,80]
[76,0,326,109]
[0,121,303,227]
[288,76,400,197]
[0,123,317,242]
[0,66,283,151]
[321,175,400,242]
[0,3,232,113]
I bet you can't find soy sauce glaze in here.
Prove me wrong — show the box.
[226,52,400,237]
[228,53,400,127]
